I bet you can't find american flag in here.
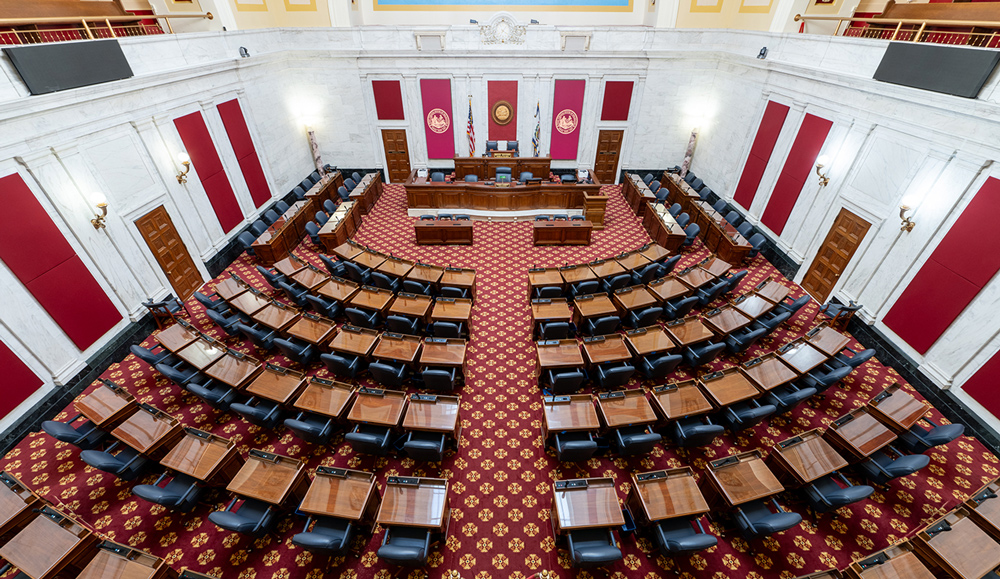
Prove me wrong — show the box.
[532,100,540,157]
[467,96,475,157]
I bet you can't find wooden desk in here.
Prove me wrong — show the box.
[244,365,307,405]
[664,317,714,347]
[299,467,379,522]
[227,291,271,317]
[0,507,96,579]
[639,243,671,263]
[377,256,414,279]
[250,200,314,265]
[214,278,247,301]
[769,429,849,485]
[643,204,688,251]
[588,259,626,279]
[596,390,658,428]
[701,257,732,278]
[441,267,476,297]
[742,354,798,392]
[347,388,408,427]
[291,266,329,291]
[528,268,565,295]
[624,326,676,356]
[806,325,851,356]
[627,467,709,525]
[967,480,1000,544]
[353,250,387,270]
[700,368,760,407]
[377,477,449,531]
[867,383,929,431]
[430,297,473,324]
[676,267,714,290]
[329,326,380,357]
[309,199,358,253]
[293,378,355,419]
[77,542,174,579]
[348,286,394,314]
[733,293,774,319]
[541,394,600,442]
[285,313,338,346]
[333,241,364,262]
[533,221,592,246]
[349,172,384,214]
[825,408,897,460]
[227,450,308,507]
[911,507,1000,579]
[112,405,182,459]
[452,157,553,180]
[76,381,137,429]
[203,351,261,389]
[647,277,691,303]
[407,263,445,285]
[551,477,624,534]
[372,333,422,364]
[582,335,632,365]
[615,250,652,272]
[403,394,461,439]
[649,381,714,420]
[160,428,243,484]
[273,256,305,278]
[420,338,467,368]
[251,302,300,332]
[611,285,658,314]
[0,472,38,538]
[778,339,830,374]
[416,221,474,245]
[703,451,784,508]
[623,174,657,219]
[388,293,434,322]
[531,298,572,329]
[316,277,360,304]
[702,306,753,335]
[303,170,344,205]
[559,264,597,285]
[845,543,934,579]
[756,278,791,305]
[155,322,199,352]
[536,339,585,373]
[573,293,618,324]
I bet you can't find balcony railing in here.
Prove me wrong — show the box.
[794,14,1000,48]
[0,13,213,46]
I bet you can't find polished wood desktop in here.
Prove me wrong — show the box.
[293,378,356,419]
[251,200,314,265]
[559,264,597,285]
[285,313,338,346]
[642,203,688,251]
[372,333,422,364]
[535,339,585,373]
[442,266,475,297]
[742,354,799,392]
[663,172,701,215]
[701,257,732,278]
[213,278,247,301]
[769,429,849,485]
[700,368,760,407]
[756,278,791,304]
[582,334,633,365]
[273,256,305,278]
[596,390,658,428]
[377,256,415,279]
[627,467,710,525]
[227,291,271,317]
[329,325,380,357]
[647,276,691,303]
[333,241,364,262]
[353,250,387,270]
[76,382,137,429]
[377,476,450,531]
[611,285,658,314]
[175,337,226,370]
[244,365,308,405]
[649,381,714,420]
[573,293,618,324]
[806,324,852,356]
[388,293,434,322]
[420,337,467,368]
[348,286,394,314]
[0,507,97,579]
[0,472,38,538]
[614,249,652,272]
[299,467,379,522]
[530,298,572,329]
[640,243,672,263]
[664,317,714,347]
[967,480,1000,546]
[317,201,361,253]
[778,339,830,375]
[533,221,593,246]
[291,266,329,291]
[622,174,657,219]
[155,323,199,352]
[845,543,934,579]
[541,394,600,442]
[868,383,929,431]
[403,394,461,438]
[160,428,244,484]
[733,293,775,319]
[77,542,175,579]
[702,306,753,335]
[112,405,182,459]
[624,326,676,356]
[529,268,564,296]
[588,259,626,279]
[316,276,360,304]
[676,266,714,290]
[911,507,1000,579]
[415,221,474,245]
[348,172,384,215]
[551,477,625,534]
[691,200,752,264]
[825,408,897,460]
[227,450,309,507]
[407,262,445,285]
[703,450,785,508]
[303,170,344,205]
[347,388,408,427]
[204,351,261,389]
[430,297,472,324]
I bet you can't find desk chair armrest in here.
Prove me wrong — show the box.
[694,517,708,534]
[301,516,314,534]
[251,505,276,535]
[733,507,754,531]
[770,498,786,513]
[106,441,120,453]
[178,481,201,504]
[67,412,85,424]
[120,452,147,471]
[922,417,940,428]
[0,563,12,575]
[153,472,169,486]
[886,445,905,459]
[262,404,281,423]
[866,458,893,478]
[224,497,239,512]
[834,471,853,488]
[808,483,833,508]
[725,407,740,425]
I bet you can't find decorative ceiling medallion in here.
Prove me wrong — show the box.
[491,100,514,125]
[554,109,579,135]
[480,13,526,45]
[426,108,450,134]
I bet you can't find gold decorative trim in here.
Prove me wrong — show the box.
[689,0,723,13]
[284,0,318,10]
[374,0,633,12]
[234,0,268,12]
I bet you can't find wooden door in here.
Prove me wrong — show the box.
[594,130,624,184]
[381,129,411,183]
[135,206,202,301]
[801,208,871,303]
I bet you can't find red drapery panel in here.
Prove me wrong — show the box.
[0,339,42,418]
[419,79,454,159]
[600,81,633,121]
[734,100,790,209]
[760,113,833,235]
[883,177,1000,354]
[217,99,270,208]
[174,111,243,232]
[488,80,518,142]
[373,80,405,120]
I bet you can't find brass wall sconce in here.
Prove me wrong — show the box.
[899,205,915,233]
[176,152,191,184]
[91,203,108,230]
[815,155,830,187]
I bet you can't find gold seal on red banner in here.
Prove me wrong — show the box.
[427,108,451,134]
[491,100,513,126]
[555,109,578,135]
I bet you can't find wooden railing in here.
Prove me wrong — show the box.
[0,13,213,46]
[794,14,1000,48]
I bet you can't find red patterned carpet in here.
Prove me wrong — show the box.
[4,182,996,579]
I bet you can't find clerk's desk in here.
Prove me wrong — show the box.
[453,156,552,181]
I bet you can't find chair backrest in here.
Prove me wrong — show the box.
[495,166,512,175]
[713,199,727,213]
[540,322,570,340]
[691,177,704,191]
[319,255,342,276]
[658,254,682,276]
[370,362,405,386]
[250,220,268,236]
[263,209,280,224]
[275,200,290,214]
[304,221,320,238]
[345,308,375,328]
[465,174,478,182]
[634,307,663,326]
[650,180,661,194]
[560,174,577,183]
[643,173,654,185]
[590,316,621,335]
[684,223,700,240]
[274,337,305,360]
[403,280,431,295]
[535,286,562,299]
[387,315,417,334]
[761,311,791,332]
[644,353,682,378]
[508,140,518,152]
[690,342,725,365]
[723,270,748,293]
[292,186,306,200]
[430,172,445,182]
[737,222,753,238]
[486,140,498,151]
[422,368,455,391]
[323,199,337,214]
[684,172,697,184]
[519,172,533,182]
[440,286,467,299]
[669,203,682,217]
[724,210,741,226]
[748,233,767,250]
[676,213,690,228]
[321,352,357,376]
[344,178,357,190]
[352,171,363,182]
[430,321,461,338]
[337,186,350,200]
[669,296,699,319]
[605,274,630,292]
[635,263,659,285]
[550,369,585,393]
[371,272,396,290]
[573,280,600,295]
[315,211,328,226]
[698,187,712,201]
[238,231,257,250]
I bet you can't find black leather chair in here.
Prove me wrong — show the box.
[672,417,724,448]
[722,399,776,431]
[676,212,691,229]
[236,323,277,352]
[274,337,317,367]
[230,397,283,429]
[823,347,876,372]
[321,352,364,378]
[774,295,812,317]
[337,186,351,201]
[803,472,874,514]
[722,270,748,294]
[612,425,661,456]
[403,280,432,295]
[519,171,533,182]
[345,307,380,329]
[652,517,717,556]
[664,296,698,321]
[206,309,242,337]
[546,368,587,394]
[277,280,310,308]
[314,211,328,227]
[554,431,597,462]
[133,472,203,512]
[319,255,346,277]
[387,315,420,335]
[682,224,700,247]
[752,311,791,335]
[602,274,631,294]
[538,321,572,340]
[897,419,965,454]
[80,443,149,481]
[194,291,229,313]
[857,447,930,485]
[639,353,683,379]
[464,174,478,182]
[643,173,654,185]
[430,172,445,182]
[156,361,201,387]
[208,497,278,538]
[428,321,464,339]
[533,286,563,299]
[764,383,817,416]
[683,342,726,367]
[305,294,342,319]
[747,233,767,258]
[595,363,635,389]
[238,232,257,256]
[378,526,432,575]
[799,365,853,395]
[657,255,682,277]
[344,178,357,191]
[566,528,622,569]
[291,186,307,200]
[41,413,107,450]
[371,272,401,293]
[625,306,663,329]
[724,327,767,355]
[187,378,238,411]
[422,366,459,391]
[583,316,620,336]
[275,200,290,213]
[569,280,601,300]
[440,286,468,299]
[344,262,372,285]
[292,516,354,556]
[733,498,802,541]
[370,361,407,388]
[695,279,728,307]
[403,431,446,462]
[631,263,660,286]
[345,424,392,455]
[284,412,336,445]
[130,344,179,368]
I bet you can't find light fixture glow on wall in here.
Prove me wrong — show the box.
[899,205,915,233]
[91,203,109,230]
[815,155,830,187]
[176,152,191,184]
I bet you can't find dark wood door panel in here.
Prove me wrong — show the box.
[135,206,202,301]
[381,129,411,183]
[801,208,871,303]
[594,130,623,184]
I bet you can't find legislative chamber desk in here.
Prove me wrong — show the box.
[228,450,309,507]
[582,334,632,366]
[377,476,450,532]
[293,378,356,419]
[624,326,676,356]
[245,365,308,405]
[420,338,467,369]
[299,467,380,523]
[76,380,138,430]
[77,542,176,579]
[112,405,182,460]
[303,170,344,205]
[911,507,1000,579]
[535,339,584,375]
[642,202,687,251]
[348,172,384,215]
[453,157,552,181]
[348,387,408,427]
[690,200,752,263]
[160,428,244,485]
[702,450,784,508]
[403,394,461,440]
[768,429,849,485]
[533,221,592,246]
[649,381,714,421]
[415,221,474,245]
[0,472,38,538]
[845,542,933,579]
[824,407,896,461]
[663,172,701,215]
[596,389,658,429]
[0,506,98,579]
[318,201,362,253]
[551,477,625,534]
[867,383,929,432]
[627,467,710,526]
[700,368,760,407]
[541,394,600,442]
[251,200,314,265]
[531,298,572,329]
[622,173,657,219]
[742,354,798,393]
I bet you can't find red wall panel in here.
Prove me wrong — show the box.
[26,256,121,350]
[174,111,243,232]
[962,350,1000,417]
[488,80,518,142]
[760,113,832,235]
[373,80,405,120]
[0,339,42,418]
[0,174,76,283]
[217,99,271,208]
[734,101,789,209]
[883,177,1000,354]
[600,81,633,121]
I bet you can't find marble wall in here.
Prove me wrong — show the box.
[2,26,1000,432]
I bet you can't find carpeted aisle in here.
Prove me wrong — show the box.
[3,182,997,579]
